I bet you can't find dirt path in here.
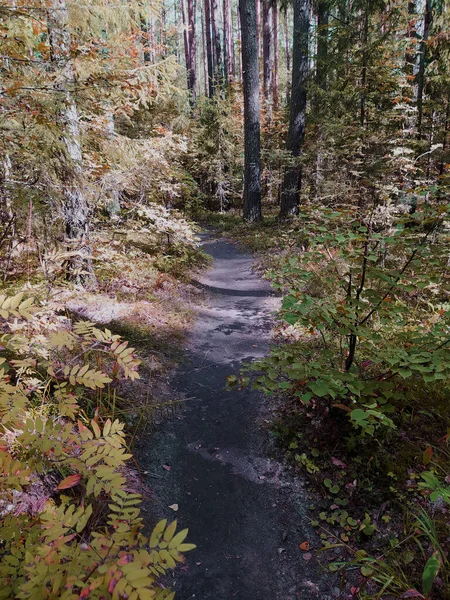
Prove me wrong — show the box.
[141,234,332,599]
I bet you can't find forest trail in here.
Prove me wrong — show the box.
[141,232,332,600]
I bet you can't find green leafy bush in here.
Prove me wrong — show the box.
[251,202,450,438]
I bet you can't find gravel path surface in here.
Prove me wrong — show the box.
[141,234,333,600]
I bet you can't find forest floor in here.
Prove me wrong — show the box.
[138,231,334,600]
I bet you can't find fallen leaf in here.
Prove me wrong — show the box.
[168,503,179,511]
[299,541,310,551]
[400,590,426,599]
[57,474,82,490]
[162,465,171,471]
[423,446,433,466]
[332,457,347,469]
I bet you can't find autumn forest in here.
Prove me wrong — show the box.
[1,0,450,598]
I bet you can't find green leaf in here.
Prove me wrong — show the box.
[422,552,440,597]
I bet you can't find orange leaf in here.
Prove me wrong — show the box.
[299,541,310,551]
[57,474,82,490]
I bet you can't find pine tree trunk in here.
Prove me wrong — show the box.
[188,0,197,101]
[279,0,309,218]
[201,0,209,95]
[181,0,191,75]
[47,0,95,286]
[223,0,230,84]
[237,3,243,81]
[223,0,234,83]
[211,0,223,84]
[204,0,215,96]
[272,0,279,109]
[229,0,236,79]
[181,0,197,102]
[239,0,262,222]
[316,1,328,90]
[284,6,291,104]
[416,0,432,138]
[262,0,272,101]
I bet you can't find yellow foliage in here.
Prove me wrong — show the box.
[0,294,195,599]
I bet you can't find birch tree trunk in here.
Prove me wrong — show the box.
[239,0,262,222]
[279,0,309,218]
[47,0,95,285]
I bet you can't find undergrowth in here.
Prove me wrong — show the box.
[225,200,450,600]
[0,293,195,599]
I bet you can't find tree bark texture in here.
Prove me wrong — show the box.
[239,0,262,222]
[316,1,328,90]
[223,0,235,83]
[211,0,223,84]
[284,6,291,104]
[47,0,95,285]
[262,0,272,100]
[182,0,197,102]
[272,0,279,108]
[204,0,215,96]
[279,0,309,218]
[416,0,432,138]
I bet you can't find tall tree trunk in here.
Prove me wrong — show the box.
[256,0,261,62]
[181,0,190,75]
[182,0,197,102]
[272,0,279,109]
[229,0,236,79]
[239,0,262,222]
[416,0,432,138]
[284,6,291,104]
[223,0,230,84]
[223,0,234,83]
[237,2,243,81]
[316,1,328,90]
[262,0,272,101]
[314,0,328,196]
[211,0,223,84]
[204,0,215,96]
[47,0,95,285]
[279,0,309,218]
[201,0,208,95]
[187,0,197,101]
